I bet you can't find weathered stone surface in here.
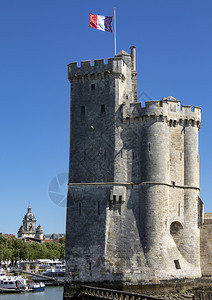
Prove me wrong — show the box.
[200,213,212,276]
[65,47,202,286]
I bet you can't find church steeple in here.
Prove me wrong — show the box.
[17,204,43,241]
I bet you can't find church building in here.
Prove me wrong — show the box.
[18,205,43,242]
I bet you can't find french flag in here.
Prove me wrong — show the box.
[89,13,112,33]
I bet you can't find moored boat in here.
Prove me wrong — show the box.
[0,274,45,293]
[31,282,45,292]
[32,268,65,284]
[0,274,28,292]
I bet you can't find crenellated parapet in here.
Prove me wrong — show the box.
[122,96,201,129]
[68,49,137,84]
[68,57,130,82]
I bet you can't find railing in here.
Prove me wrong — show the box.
[80,285,166,300]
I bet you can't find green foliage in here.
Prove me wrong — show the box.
[0,236,65,264]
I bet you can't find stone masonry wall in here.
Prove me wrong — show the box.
[66,48,202,285]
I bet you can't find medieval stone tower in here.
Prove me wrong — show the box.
[65,47,202,285]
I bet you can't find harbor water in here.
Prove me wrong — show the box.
[0,286,63,300]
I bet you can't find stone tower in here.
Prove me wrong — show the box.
[65,47,202,285]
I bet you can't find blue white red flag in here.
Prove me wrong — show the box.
[89,13,112,33]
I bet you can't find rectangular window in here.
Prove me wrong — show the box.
[83,152,86,161]
[119,195,122,204]
[79,203,82,217]
[174,260,181,269]
[91,84,95,90]
[172,181,175,188]
[89,262,92,270]
[132,151,135,160]
[104,150,107,160]
[178,203,181,216]
[113,195,116,205]
[101,104,105,113]
[148,143,150,151]
[81,106,85,115]
[98,201,100,215]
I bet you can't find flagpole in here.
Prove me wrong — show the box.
[114,7,116,55]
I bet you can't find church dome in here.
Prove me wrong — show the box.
[24,205,36,221]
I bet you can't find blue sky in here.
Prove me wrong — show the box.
[0,0,211,235]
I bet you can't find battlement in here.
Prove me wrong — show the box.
[68,48,136,82]
[122,97,201,127]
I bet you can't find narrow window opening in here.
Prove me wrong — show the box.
[119,195,122,204]
[89,262,92,270]
[83,152,86,161]
[81,106,85,115]
[178,203,181,216]
[148,143,151,151]
[98,201,100,215]
[132,152,135,160]
[91,84,95,90]
[79,203,82,217]
[132,184,134,189]
[172,181,175,188]
[101,104,105,113]
[113,195,116,205]
[174,260,181,269]
[104,150,107,160]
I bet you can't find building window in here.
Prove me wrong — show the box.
[98,201,100,215]
[174,260,181,269]
[81,106,85,115]
[91,84,95,90]
[178,203,181,216]
[89,262,92,270]
[132,151,135,160]
[172,181,175,188]
[83,152,86,161]
[148,143,151,151]
[104,150,107,160]
[113,195,116,205]
[79,203,82,217]
[101,104,105,113]
[119,195,122,204]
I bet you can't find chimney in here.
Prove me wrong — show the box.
[130,46,136,71]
